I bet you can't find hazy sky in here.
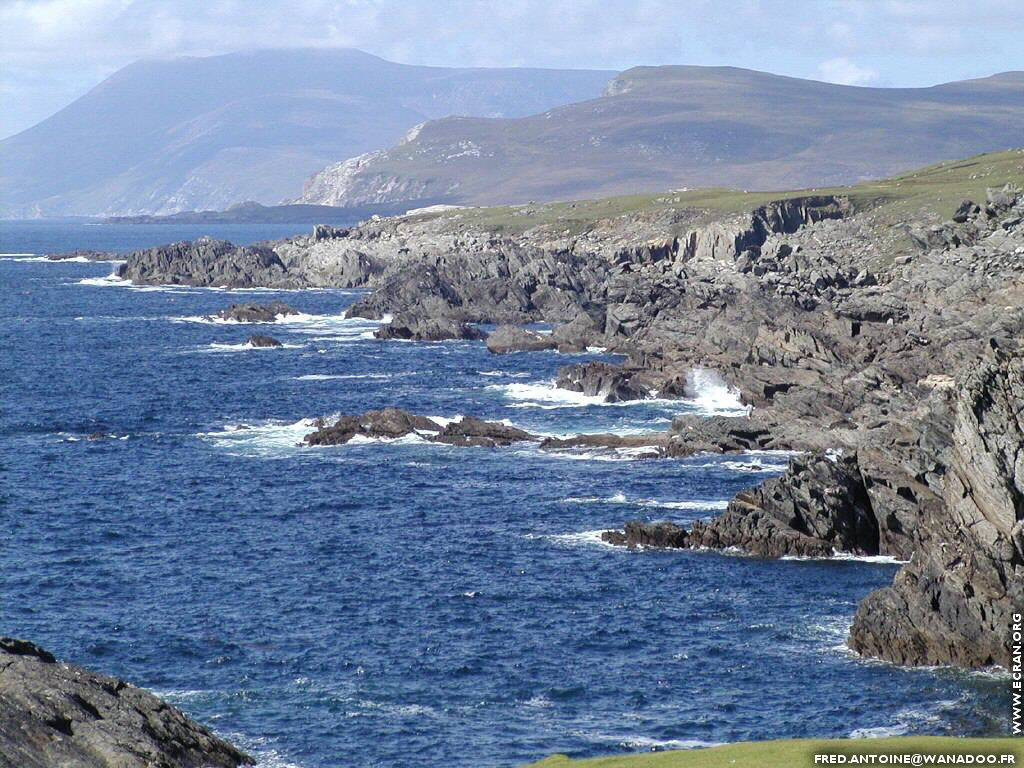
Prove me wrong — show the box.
[2,0,1023,139]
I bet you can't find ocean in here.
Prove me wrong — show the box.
[0,222,1007,767]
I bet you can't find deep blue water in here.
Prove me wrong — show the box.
[0,224,1007,768]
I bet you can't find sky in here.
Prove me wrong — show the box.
[2,0,1023,139]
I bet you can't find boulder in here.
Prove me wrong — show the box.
[601,520,688,549]
[375,315,486,341]
[549,313,600,353]
[434,416,534,447]
[117,237,294,288]
[245,335,283,348]
[555,361,652,402]
[304,408,536,447]
[216,302,297,322]
[485,325,557,354]
[0,637,252,768]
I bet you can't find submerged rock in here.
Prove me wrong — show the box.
[45,249,122,262]
[216,301,298,322]
[246,334,283,348]
[0,637,252,768]
[304,408,536,448]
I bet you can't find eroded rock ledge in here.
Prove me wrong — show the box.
[0,637,252,768]
[602,452,881,558]
[304,408,534,448]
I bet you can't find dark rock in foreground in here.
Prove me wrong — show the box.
[0,637,252,768]
[216,301,298,322]
[246,334,283,348]
[304,407,535,448]
[375,315,486,341]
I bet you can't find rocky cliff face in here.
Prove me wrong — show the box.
[0,637,251,768]
[849,350,1024,667]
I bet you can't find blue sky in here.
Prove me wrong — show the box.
[2,0,1023,139]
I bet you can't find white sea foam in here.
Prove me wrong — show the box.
[684,367,750,416]
[478,370,530,378]
[780,550,909,564]
[0,252,36,257]
[575,731,722,750]
[562,493,728,510]
[525,529,614,548]
[849,725,910,738]
[189,341,304,353]
[76,270,358,294]
[490,369,748,416]
[615,736,722,750]
[529,448,656,463]
[197,418,319,455]
[346,432,432,446]
[175,312,381,341]
[294,373,392,381]
[228,734,306,768]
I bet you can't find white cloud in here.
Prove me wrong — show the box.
[817,57,879,87]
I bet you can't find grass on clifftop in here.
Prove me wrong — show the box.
[525,737,1024,768]
[418,148,1024,235]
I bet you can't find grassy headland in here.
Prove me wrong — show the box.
[525,736,1024,768]
[410,148,1024,235]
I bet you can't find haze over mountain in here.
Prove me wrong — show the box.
[0,49,612,218]
[297,66,1024,208]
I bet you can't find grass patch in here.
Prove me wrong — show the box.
[410,149,1024,235]
[525,736,1023,768]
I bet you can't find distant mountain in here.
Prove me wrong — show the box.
[296,66,1024,208]
[0,49,612,218]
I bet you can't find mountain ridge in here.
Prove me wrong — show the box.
[0,48,613,218]
[296,65,1024,209]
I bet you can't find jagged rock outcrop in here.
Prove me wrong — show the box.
[216,302,298,323]
[376,315,486,341]
[849,350,1024,668]
[602,520,688,549]
[304,408,534,448]
[485,325,558,354]
[602,453,880,558]
[0,637,252,768]
[117,237,294,288]
[555,361,658,402]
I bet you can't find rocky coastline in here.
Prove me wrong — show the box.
[110,162,1024,669]
[0,637,251,768]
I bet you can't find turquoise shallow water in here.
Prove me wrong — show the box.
[0,224,1008,767]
